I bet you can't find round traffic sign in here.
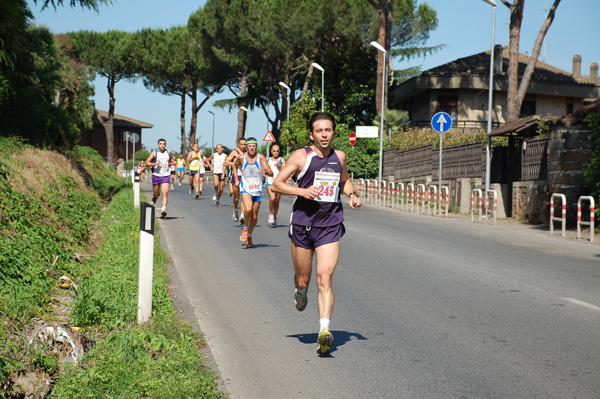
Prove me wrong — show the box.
[431,112,452,134]
[349,132,357,146]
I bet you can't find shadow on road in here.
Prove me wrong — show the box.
[286,330,367,354]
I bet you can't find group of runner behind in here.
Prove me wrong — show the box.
[145,112,362,356]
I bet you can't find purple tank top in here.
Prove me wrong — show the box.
[291,147,344,227]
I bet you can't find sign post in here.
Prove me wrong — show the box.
[349,132,357,182]
[137,202,155,324]
[431,112,452,198]
[263,130,275,156]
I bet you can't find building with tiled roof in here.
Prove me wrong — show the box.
[392,45,599,132]
[79,109,153,163]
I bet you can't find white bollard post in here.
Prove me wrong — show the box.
[133,172,140,209]
[137,202,155,324]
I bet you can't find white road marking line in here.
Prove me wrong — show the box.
[562,298,600,311]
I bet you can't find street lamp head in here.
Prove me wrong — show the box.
[259,95,269,102]
[311,62,324,72]
[369,41,386,54]
[240,106,248,112]
[481,0,496,6]
[278,82,290,91]
[208,110,214,115]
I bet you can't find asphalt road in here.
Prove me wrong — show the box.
[143,180,600,399]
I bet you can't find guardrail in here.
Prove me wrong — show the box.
[550,193,566,237]
[577,196,595,242]
[471,189,482,223]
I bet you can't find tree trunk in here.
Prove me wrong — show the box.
[99,76,116,166]
[303,62,314,94]
[514,0,561,117]
[180,92,187,154]
[504,0,561,121]
[506,1,524,121]
[372,0,392,114]
[236,70,248,142]
[188,81,198,146]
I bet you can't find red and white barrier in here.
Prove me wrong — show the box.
[396,182,405,211]
[577,196,595,242]
[486,189,497,226]
[428,185,438,216]
[439,186,449,217]
[471,188,482,223]
[417,184,426,214]
[407,183,415,213]
[550,193,566,237]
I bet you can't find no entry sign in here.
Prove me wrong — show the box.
[349,132,357,146]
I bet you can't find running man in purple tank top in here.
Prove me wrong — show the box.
[272,112,362,356]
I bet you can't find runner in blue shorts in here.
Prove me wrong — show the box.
[272,112,362,356]
[232,137,273,249]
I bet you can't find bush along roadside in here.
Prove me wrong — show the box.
[0,139,224,398]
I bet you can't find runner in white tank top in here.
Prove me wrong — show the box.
[265,144,286,227]
[232,137,273,249]
[225,138,247,223]
[145,138,175,219]
[206,144,227,206]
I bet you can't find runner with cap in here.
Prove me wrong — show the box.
[232,137,273,249]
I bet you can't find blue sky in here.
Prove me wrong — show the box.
[27,0,600,151]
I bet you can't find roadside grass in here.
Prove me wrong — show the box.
[0,138,224,398]
[52,189,223,398]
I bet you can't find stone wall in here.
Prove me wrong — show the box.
[513,120,593,225]
[545,123,593,226]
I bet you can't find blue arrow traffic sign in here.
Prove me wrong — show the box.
[431,112,452,133]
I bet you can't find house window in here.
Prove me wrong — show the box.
[566,98,574,115]
[437,95,458,121]
[520,98,536,118]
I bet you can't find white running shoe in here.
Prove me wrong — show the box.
[189,187,193,195]
[239,214,245,225]
[212,194,217,201]
[160,207,167,219]
[233,209,239,222]
[268,213,275,227]
[178,182,181,186]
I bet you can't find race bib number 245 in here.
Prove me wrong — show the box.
[313,171,340,202]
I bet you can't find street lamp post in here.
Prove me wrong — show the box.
[311,62,325,112]
[482,0,496,208]
[208,110,215,155]
[369,41,387,196]
[278,82,290,155]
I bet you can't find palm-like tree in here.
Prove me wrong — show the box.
[373,109,410,136]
